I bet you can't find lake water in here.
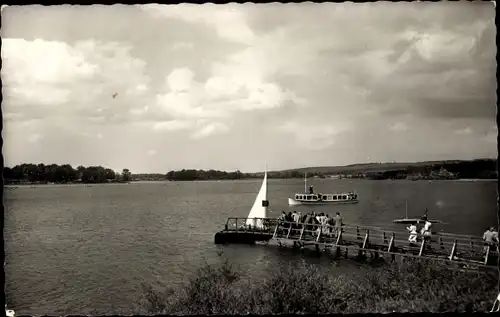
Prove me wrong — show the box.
[4,179,497,315]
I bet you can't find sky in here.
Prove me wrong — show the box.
[1,2,497,173]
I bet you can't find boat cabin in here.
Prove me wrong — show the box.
[294,192,357,202]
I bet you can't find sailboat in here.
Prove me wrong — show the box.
[214,168,273,244]
[287,172,359,206]
[392,201,444,224]
[245,169,269,230]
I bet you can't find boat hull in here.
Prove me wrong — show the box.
[214,231,273,244]
[288,197,359,206]
[393,219,443,225]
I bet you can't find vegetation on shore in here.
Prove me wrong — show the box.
[139,257,498,314]
[3,163,132,184]
[164,158,497,181]
[4,158,496,184]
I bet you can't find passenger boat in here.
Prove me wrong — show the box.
[287,172,359,206]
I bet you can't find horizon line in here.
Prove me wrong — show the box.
[5,157,497,175]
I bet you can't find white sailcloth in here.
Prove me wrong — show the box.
[246,171,268,229]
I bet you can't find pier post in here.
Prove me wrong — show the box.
[383,231,387,244]
[286,225,292,239]
[299,227,305,241]
[272,223,279,239]
[449,240,457,261]
[336,229,343,245]
[362,230,369,249]
[356,226,360,241]
[418,238,426,257]
[388,233,394,252]
[484,245,491,265]
[235,219,238,231]
[316,226,322,243]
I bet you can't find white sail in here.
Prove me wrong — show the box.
[246,170,268,229]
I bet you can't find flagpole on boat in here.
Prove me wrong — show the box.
[304,172,307,194]
[405,200,408,219]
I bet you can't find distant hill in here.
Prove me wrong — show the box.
[243,158,497,180]
[277,160,470,175]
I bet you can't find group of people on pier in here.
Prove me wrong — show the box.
[277,210,344,237]
[406,210,433,244]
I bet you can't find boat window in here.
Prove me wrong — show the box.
[295,194,299,199]
[322,195,327,200]
[342,195,347,200]
[333,195,337,200]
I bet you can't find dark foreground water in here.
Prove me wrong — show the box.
[4,179,497,315]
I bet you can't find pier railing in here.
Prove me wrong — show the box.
[222,217,498,266]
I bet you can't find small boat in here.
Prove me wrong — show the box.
[287,172,359,206]
[5,305,15,317]
[392,201,444,224]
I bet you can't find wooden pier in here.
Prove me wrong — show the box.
[215,217,499,269]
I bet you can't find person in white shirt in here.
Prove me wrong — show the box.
[420,217,432,245]
[407,223,418,243]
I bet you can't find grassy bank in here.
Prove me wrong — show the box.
[139,257,498,314]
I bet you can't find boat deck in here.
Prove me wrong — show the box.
[215,217,499,269]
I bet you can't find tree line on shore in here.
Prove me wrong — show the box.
[3,159,497,184]
[3,163,132,184]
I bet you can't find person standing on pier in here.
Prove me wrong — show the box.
[292,211,299,229]
[483,227,498,253]
[420,216,432,247]
[333,212,343,237]
[407,223,418,243]
[309,185,314,194]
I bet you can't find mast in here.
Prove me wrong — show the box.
[264,165,268,217]
[405,200,408,219]
[304,172,307,194]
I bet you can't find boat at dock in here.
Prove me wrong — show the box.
[287,172,359,206]
[214,169,276,244]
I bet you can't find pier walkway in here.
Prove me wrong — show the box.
[216,217,499,269]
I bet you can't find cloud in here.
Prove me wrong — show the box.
[28,133,43,143]
[1,38,98,107]
[152,120,194,132]
[139,4,255,44]
[455,127,473,135]
[277,120,352,151]
[192,122,230,139]
[389,122,409,132]
[147,149,157,156]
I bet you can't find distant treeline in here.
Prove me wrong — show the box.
[164,169,314,181]
[3,163,132,184]
[361,159,498,180]
[3,159,497,184]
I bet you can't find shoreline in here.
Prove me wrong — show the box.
[4,178,497,186]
